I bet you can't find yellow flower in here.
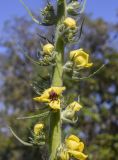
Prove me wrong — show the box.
[64,17,76,29]
[70,48,93,68]
[34,123,44,135]
[68,150,88,160]
[33,87,65,110]
[66,101,82,112]
[43,43,54,55]
[65,135,88,160]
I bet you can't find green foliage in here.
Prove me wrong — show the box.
[88,134,118,160]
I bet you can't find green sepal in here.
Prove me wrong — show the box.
[63,61,73,72]
[67,1,80,16]
[61,110,78,124]
[61,115,78,124]
[29,132,46,146]
[22,50,56,66]
[41,3,57,25]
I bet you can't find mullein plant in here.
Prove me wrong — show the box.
[10,0,104,159]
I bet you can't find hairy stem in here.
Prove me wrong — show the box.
[49,0,66,159]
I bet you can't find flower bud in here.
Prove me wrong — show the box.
[43,43,54,55]
[67,1,80,16]
[34,123,44,135]
[61,101,82,124]
[41,3,56,25]
[67,101,82,112]
[70,48,93,68]
[64,17,76,29]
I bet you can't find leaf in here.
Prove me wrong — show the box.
[9,126,33,146]
[19,0,41,25]
[17,111,50,120]
[72,64,106,81]
[31,75,51,95]
[24,52,43,66]
[78,17,85,40]
[80,0,87,14]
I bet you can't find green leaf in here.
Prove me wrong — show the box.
[72,64,106,81]
[80,0,87,14]
[24,52,43,66]
[17,111,50,120]
[19,0,41,25]
[9,126,33,146]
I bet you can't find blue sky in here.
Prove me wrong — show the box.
[0,0,118,31]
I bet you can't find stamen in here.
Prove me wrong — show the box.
[49,90,58,101]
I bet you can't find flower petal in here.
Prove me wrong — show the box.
[49,100,60,110]
[50,87,66,95]
[33,88,51,103]
[85,62,93,67]
[64,17,76,29]
[59,150,70,160]
[77,142,84,152]
[43,43,54,55]
[65,139,80,150]
[68,150,88,160]
[33,96,50,103]
[67,135,80,143]
[67,101,82,112]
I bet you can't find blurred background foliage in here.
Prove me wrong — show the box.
[0,4,118,160]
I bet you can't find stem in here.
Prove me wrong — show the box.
[49,0,66,159]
